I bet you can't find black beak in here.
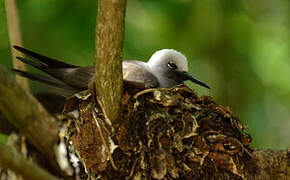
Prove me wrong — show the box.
[176,71,210,89]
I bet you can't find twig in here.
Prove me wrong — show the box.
[5,0,30,91]
[0,142,60,180]
[93,108,118,171]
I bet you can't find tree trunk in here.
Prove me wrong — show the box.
[94,0,127,125]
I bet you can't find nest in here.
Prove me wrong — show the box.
[63,85,252,179]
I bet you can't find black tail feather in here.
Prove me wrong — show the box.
[16,57,44,69]
[12,69,76,90]
[13,46,77,68]
[15,56,61,80]
[12,46,91,90]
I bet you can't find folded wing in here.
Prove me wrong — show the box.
[123,61,159,89]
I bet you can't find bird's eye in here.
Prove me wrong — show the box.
[167,61,178,69]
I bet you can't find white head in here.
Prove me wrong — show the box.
[147,49,188,72]
[147,49,210,89]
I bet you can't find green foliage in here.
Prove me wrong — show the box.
[0,133,8,144]
[0,0,289,149]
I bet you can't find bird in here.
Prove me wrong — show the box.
[12,46,210,93]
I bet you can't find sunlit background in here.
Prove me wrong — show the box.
[0,0,289,149]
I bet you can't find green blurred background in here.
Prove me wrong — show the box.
[0,0,289,149]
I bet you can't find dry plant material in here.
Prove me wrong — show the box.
[63,85,254,179]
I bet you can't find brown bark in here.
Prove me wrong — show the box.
[94,0,127,124]
[0,65,60,174]
[0,142,60,180]
[244,149,289,179]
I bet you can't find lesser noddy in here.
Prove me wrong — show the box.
[12,46,210,92]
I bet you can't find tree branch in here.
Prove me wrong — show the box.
[0,65,60,173]
[94,0,127,124]
[0,142,60,180]
[244,149,290,179]
[5,0,30,91]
